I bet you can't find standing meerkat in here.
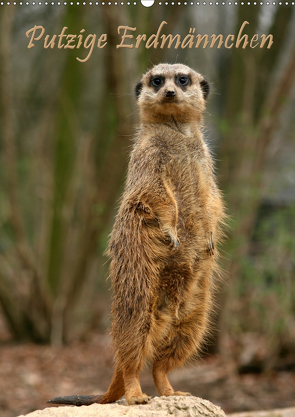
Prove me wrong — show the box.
[49,63,225,407]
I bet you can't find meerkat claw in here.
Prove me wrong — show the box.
[167,232,180,249]
[129,394,150,405]
[206,232,214,255]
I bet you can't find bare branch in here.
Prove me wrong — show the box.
[256,42,295,169]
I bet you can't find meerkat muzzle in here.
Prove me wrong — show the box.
[165,89,176,98]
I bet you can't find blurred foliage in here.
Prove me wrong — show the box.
[241,205,295,341]
[227,204,295,370]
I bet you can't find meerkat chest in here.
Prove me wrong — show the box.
[165,141,212,211]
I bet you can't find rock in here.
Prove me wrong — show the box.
[17,396,226,417]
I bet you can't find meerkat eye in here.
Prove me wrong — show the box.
[151,76,164,87]
[178,75,190,86]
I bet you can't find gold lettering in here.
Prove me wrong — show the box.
[224,34,234,49]
[160,34,181,49]
[261,34,273,48]
[181,28,196,49]
[97,33,107,48]
[236,21,249,49]
[44,34,56,49]
[77,34,96,62]
[26,25,45,49]
[250,34,259,48]
[210,34,223,48]
[195,34,209,48]
[58,27,68,49]
[146,21,167,49]
[64,34,76,49]
[77,29,85,49]
[116,26,136,49]
[135,34,146,48]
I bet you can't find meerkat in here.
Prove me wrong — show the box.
[48,63,225,407]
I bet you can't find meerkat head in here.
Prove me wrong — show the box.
[135,63,209,123]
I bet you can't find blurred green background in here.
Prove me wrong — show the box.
[0,4,295,375]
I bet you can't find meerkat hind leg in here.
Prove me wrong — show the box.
[123,367,150,405]
[152,361,191,397]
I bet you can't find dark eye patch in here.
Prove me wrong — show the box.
[200,79,210,100]
[176,74,191,88]
[150,75,165,90]
[135,81,143,99]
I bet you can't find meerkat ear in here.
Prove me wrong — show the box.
[200,79,210,100]
[135,81,143,99]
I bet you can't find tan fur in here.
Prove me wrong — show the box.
[48,63,225,407]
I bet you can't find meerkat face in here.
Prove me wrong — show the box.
[135,64,209,122]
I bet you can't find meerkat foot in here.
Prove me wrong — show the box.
[127,393,150,405]
[170,391,192,396]
[124,367,149,406]
[160,390,191,397]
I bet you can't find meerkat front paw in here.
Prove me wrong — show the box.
[135,202,151,214]
[206,231,214,255]
[135,202,159,226]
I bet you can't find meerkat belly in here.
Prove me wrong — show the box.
[149,261,211,358]
[151,251,212,329]
[149,151,217,354]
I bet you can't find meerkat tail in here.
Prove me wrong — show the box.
[47,366,124,406]
[47,395,102,406]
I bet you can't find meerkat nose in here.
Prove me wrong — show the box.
[165,90,176,98]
